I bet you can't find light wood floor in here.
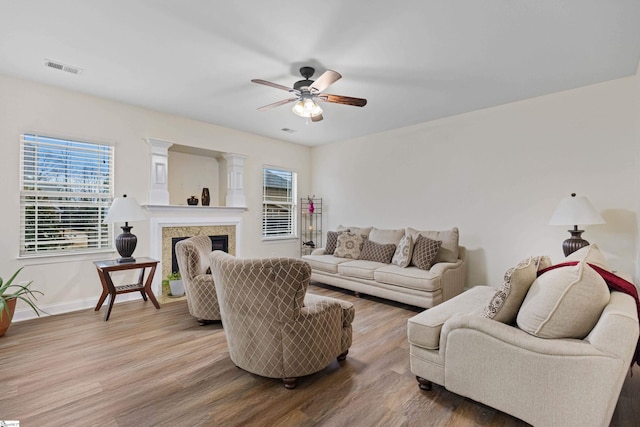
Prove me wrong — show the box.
[1,283,638,427]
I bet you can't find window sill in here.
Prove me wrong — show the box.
[262,236,299,243]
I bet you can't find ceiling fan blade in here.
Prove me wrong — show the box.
[320,94,367,107]
[257,97,298,111]
[309,70,341,93]
[311,114,324,122]
[251,79,294,92]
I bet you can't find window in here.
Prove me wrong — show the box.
[262,167,297,239]
[20,134,114,256]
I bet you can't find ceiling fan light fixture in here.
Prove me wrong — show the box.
[291,98,322,118]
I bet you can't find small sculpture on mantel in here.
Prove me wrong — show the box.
[187,196,198,206]
[307,195,315,214]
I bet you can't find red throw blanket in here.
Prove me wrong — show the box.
[537,262,640,368]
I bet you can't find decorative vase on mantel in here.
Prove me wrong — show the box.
[201,188,210,206]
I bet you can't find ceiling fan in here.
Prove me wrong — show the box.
[251,66,367,122]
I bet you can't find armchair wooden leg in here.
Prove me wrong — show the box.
[416,376,432,391]
[337,350,349,361]
[283,378,297,389]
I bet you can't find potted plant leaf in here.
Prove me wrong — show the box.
[167,271,184,297]
[0,267,43,337]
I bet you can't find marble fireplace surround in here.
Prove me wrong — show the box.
[145,205,245,296]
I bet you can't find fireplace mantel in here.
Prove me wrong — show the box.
[143,205,247,215]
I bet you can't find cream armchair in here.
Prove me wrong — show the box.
[175,236,221,324]
[209,251,355,389]
[407,285,639,427]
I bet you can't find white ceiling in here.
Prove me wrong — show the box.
[1,1,639,147]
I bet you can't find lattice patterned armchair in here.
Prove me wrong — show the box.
[175,235,221,324]
[209,250,355,389]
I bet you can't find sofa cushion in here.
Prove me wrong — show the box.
[334,232,366,259]
[374,264,442,292]
[302,254,351,274]
[411,235,442,270]
[359,239,396,263]
[391,234,413,268]
[564,243,611,271]
[338,260,388,280]
[408,286,496,349]
[407,227,459,263]
[483,255,552,324]
[369,227,405,245]
[325,230,348,255]
[516,261,610,339]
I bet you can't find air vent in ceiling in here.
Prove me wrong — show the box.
[281,128,296,133]
[44,58,82,75]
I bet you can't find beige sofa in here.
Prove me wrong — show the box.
[407,245,639,427]
[302,226,466,308]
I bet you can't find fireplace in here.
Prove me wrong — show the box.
[170,235,229,274]
[145,205,246,296]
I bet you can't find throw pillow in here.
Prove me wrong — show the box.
[407,227,459,263]
[516,261,610,339]
[359,239,396,263]
[325,230,347,255]
[483,255,552,324]
[564,243,611,271]
[391,234,414,268]
[338,225,372,238]
[334,232,366,259]
[411,235,442,270]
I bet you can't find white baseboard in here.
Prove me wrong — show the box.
[11,293,144,322]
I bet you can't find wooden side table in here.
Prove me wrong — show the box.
[93,257,160,321]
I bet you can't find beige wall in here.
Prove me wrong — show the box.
[0,74,311,319]
[311,73,640,287]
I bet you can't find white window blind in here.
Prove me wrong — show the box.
[20,134,114,256]
[262,167,297,238]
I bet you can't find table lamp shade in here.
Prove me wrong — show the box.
[104,195,147,263]
[549,193,605,256]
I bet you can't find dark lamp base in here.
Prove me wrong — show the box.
[115,225,138,262]
[562,229,590,257]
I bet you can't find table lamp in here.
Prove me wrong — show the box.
[549,193,605,256]
[103,194,147,263]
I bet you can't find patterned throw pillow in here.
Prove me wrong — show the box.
[334,232,366,259]
[411,235,442,270]
[359,238,396,263]
[325,230,347,255]
[482,255,552,323]
[391,234,413,267]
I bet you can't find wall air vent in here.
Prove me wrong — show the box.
[44,59,82,75]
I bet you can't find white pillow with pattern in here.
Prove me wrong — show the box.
[391,234,413,267]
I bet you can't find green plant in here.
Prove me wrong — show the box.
[0,267,43,321]
[167,271,181,281]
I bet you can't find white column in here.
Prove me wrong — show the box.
[146,138,174,205]
[222,153,247,208]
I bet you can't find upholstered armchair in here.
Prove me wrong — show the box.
[175,236,221,324]
[209,250,355,389]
